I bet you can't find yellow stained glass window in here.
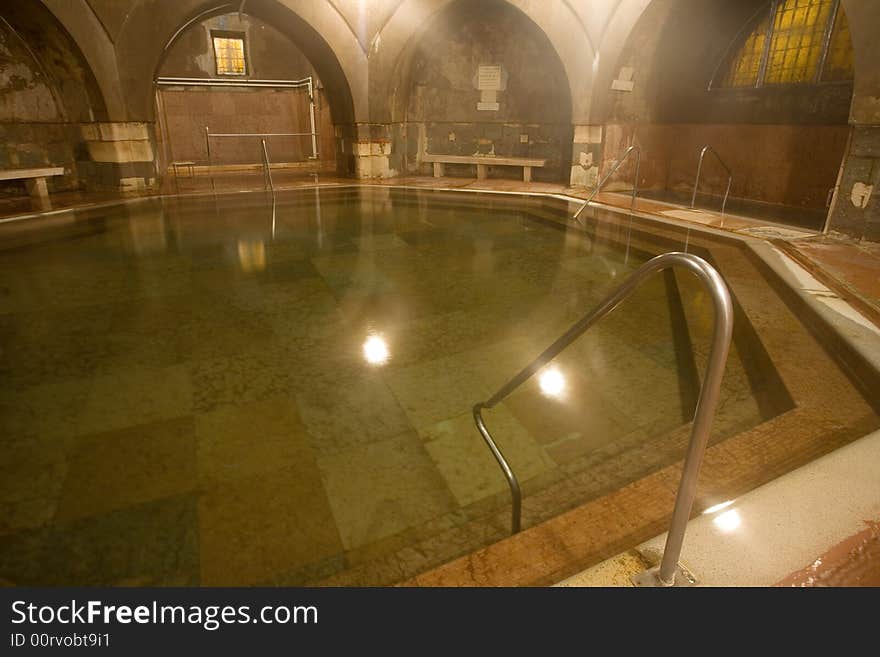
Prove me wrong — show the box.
[821,5,854,81]
[717,0,853,88]
[213,35,246,75]
[764,0,833,84]
[721,10,771,87]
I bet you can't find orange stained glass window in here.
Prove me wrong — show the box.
[213,35,246,75]
[717,0,853,88]
[764,0,834,84]
[721,10,771,87]
[821,5,854,81]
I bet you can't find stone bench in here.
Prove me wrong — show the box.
[421,153,547,182]
[0,166,65,205]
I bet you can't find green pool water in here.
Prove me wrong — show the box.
[0,186,793,585]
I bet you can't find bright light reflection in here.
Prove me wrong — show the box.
[713,509,741,533]
[538,367,566,398]
[363,334,389,365]
[702,500,735,515]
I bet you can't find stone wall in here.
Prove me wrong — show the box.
[0,3,105,194]
[155,12,338,174]
[393,0,572,182]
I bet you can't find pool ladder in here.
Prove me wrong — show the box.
[692,145,732,216]
[472,252,733,586]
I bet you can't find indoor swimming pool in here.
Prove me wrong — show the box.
[0,187,877,586]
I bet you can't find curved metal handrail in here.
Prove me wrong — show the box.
[472,251,733,585]
[573,145,641,223]
[691,145,733,216]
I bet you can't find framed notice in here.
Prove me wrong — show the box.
[477,65,503,91]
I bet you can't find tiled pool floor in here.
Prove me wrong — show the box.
[0,187,876,586]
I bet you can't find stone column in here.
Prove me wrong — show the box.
[569,125,603,188]
[826,126,879,240]
[352,123,398,179]
[78,122,157,191]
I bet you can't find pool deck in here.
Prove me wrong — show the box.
[3,172,879,587]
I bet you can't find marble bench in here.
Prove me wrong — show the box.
[421,153,547,182]
[0,166,65,206]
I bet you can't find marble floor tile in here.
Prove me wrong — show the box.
[383,350,496,430]
[295,371,415,456]
[0,445,68,535]
[0,494,199,586]
[352,234,414,252]
[198,464,342,585]
[421,408,558,507]
[502,366,632,452]
[195,396,315,484]
[56,416,197,523]
[75,364,193,436]
[189,349,290,413]
[316,432,456,551]
[0,378,88,445]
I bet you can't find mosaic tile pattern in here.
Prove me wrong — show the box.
[1,187,859,587]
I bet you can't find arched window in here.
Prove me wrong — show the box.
[714,0,853,88]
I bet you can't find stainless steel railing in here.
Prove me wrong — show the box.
[203,127,320,192]
[260,138,275,194]
[472,251,733,586]
[573,145,641,223]
[691,145,733,216]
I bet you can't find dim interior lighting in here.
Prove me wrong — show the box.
[363,334,389,365]
[713,509,741,533]
[538,366,566,398]
[702,500,735,515]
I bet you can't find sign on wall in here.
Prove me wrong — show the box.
[477,65,503,91]
[473,64,507,111]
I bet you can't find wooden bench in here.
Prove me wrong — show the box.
[421,153,547,182]
[0,167,65,206]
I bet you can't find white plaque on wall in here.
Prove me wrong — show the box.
[477,102,500,111]
[477,65,503,90]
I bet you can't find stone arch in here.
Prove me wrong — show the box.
[371,0,590,124]
[596,0,856,230]
[38,0,126,120]
[113,0,365,125]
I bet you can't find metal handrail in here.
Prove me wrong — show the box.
[472,251,733,586]
[261,138,275,194]
[206,132,317,138]
[573,145,641,223]
[691,145,733,216]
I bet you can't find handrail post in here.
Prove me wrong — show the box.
[630,149,641,214]
[692,145,733,216]
[261,138,274,194]
[205,126,215,193]
[474,403,522,533]
[642,260,733,586]
[573,144,641,223]
[307,76,319,160]
[690,146,707,209]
